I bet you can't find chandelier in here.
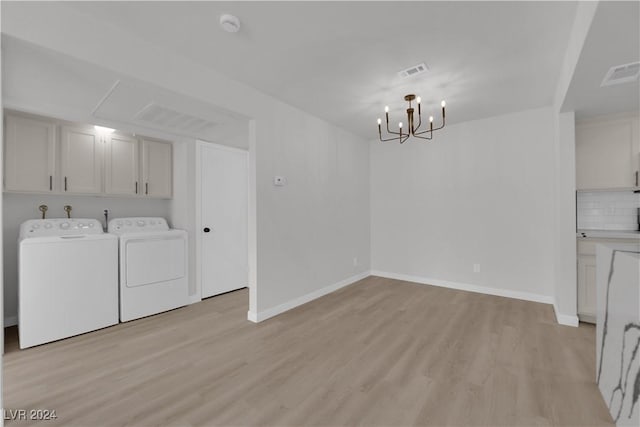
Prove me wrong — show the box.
[377,94,446,143]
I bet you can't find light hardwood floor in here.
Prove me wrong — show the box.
[4,276,613,426]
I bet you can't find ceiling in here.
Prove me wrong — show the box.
[562,1,640,118]
[50,1,579,138]
[2,36,249,146]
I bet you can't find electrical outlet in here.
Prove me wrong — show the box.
[273,176,286,186]
[473,263,481,273]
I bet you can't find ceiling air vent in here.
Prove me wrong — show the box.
[398,63,429,79]
[601,61,640,87]
[135,103,217,134]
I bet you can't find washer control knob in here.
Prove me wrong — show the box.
[88,222,95,228]
[125,220,132,226]
[137,220,145,227]
[60,222,70,229]
[32,224,40,229]
[44,223,53,229]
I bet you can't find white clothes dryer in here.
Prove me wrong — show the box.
[108,217,188,322]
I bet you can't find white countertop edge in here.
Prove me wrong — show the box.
[577,229,640,240]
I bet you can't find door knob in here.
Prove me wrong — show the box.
[203,227,211,233]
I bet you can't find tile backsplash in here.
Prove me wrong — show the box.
[577,191,640,231]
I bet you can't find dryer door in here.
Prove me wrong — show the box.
[124,235,186,287]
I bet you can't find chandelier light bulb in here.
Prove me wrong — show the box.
[416,96,421,104]
[441,100,446,108]
[399,122,403,128]
[384,106,389,113]
[429,116,434,123]
[377,118,382,125]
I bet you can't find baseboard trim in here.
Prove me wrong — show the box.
[370,270,555,305]
[247,271,370,323]
[553,303,580,327]
[4,316,17,327]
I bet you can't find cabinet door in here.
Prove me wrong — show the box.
[105,134,139,196]
[60,127,103,194]
[141,139,172,198]
[577,255,597,321]
[576,118,637,190]
[4,114,56,192]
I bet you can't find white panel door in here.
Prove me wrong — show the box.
[4,114,56,192]
[105,134,139,195]
[200,143,248,298]
[142,139,172,198]
[60,126,103,194]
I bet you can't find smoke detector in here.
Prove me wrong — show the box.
[601,61,640,87]
[220,14,241,33]
[398,63,429,79]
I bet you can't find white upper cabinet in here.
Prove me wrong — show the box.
[60,126,103,194]
[3,111,173,198]
[576,114,640,190]
[141,139,172,199]
[105,134,139,196]
[4,114,56,193]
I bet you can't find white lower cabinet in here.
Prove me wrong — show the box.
[577,237,638,323]
[577,254,597,323]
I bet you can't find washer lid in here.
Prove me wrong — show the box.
[19,219,104,240]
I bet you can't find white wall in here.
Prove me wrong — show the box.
[255,102,370,314]
[169,139,199,300]
[1,3,372,321]
[551,2,598,326]
[553,111,578,325]
[371,107,556,301]
[3,193,171,324]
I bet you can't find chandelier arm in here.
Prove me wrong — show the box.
[379,135,403,143]
[413,111,422,134]
[385,118,393,133]
[399,134,411,144]
[415,117,445,135]
[414,128,435,136]
[412,133,433,141]
[385,120,402,136]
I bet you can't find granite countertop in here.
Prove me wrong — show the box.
[577,229,640,240]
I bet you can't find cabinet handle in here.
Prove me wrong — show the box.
[145,182,148,195]
[49,175,52,191]
[135,181,138,194]
[64,176,68,192]
[636,171,638,187]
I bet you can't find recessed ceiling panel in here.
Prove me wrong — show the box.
[92,78,244,140]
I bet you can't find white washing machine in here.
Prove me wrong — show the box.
[108,217,188,322]
[18,218,119,349]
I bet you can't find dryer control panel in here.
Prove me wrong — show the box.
[20,219,104,239]
[108,217,170,234]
